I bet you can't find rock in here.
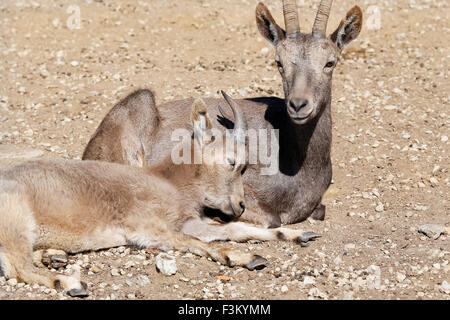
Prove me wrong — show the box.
[111,268,120,276]
[133,275,150,288]
[90,265,101,273]
[303,276,315,286]
[260,47,270,57]
[351,277,365,289]
[308,287,327,299]
[418,224,447,240]
[344,243,356,251]
[432,165,440,175]
[155,253,177,276]
[281,285,289,293]
[429,177,438,187]
[343,291,354,300]
[52,18,60,27]
[7,278,17,286]
[375,203,384,212]
[441,281,450,293]
[396,272,406,283]
[333,256,343,265]
[366,265,381,290]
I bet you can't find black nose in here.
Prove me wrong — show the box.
[289,99,309,112]
[239,201,245,213]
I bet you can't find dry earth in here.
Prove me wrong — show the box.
[0,0,449,300]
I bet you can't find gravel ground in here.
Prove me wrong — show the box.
[0,0,449,300]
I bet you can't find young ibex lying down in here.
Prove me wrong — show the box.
[0,93,319,297]
[82,0,363,228]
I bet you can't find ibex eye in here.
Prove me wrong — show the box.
[325,61,335,68]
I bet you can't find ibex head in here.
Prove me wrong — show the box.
[190,92,247,218]
[256,0,362,125]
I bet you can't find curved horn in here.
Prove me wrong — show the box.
[312,0,333,37]
[220,90,247,144]
[283,0,300,36]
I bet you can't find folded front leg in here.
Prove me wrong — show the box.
[181,218,321,247]
[125,227,268,271]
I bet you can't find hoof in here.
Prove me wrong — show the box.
[311,204,326,221]
[50,254,68,268]
[68,281,89,298]
[245,255,269,271]
[296,231,321,247]
[42,250,68,269]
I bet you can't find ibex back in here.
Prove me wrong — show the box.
[83,0,363,227]
[0,94,319,297]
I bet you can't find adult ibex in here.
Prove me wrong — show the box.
[0,94,318,297]
[83,0,363,227]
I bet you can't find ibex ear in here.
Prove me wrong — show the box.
[256,2,285,46]
[330,6,363,51]
[191,98,213,148]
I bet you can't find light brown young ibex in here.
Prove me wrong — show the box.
[83,0,363,227]
[0,93,319,297]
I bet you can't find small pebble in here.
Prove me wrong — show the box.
[155,253,177,276]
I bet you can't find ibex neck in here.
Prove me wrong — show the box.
[146,157,204,205]
[287,101,332,165]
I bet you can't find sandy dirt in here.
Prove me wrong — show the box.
[0,0,448,300]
